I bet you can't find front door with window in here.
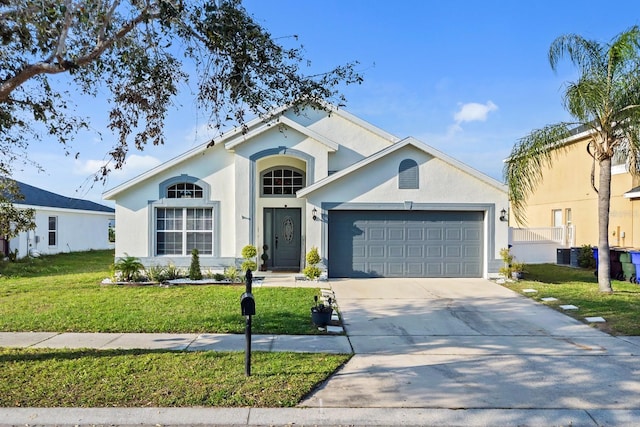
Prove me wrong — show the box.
[263,208,301,271]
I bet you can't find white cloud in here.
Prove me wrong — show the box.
[454,101,498,124]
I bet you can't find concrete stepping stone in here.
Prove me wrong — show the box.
[541,297,558,302]
[326,325,344,334]
[522,288,537,293]
[560,304,579,310]
[585,316,606,323]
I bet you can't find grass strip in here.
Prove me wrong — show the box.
[0,347,350,407]
[502,263,640,335]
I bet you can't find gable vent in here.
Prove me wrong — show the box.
[398,159,419,189]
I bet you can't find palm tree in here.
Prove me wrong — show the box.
[505,26,640,293]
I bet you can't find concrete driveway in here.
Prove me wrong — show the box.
[300,278,640,409]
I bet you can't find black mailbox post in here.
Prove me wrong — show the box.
[241,269,255,376]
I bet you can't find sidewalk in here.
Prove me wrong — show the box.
[0,331,352,353]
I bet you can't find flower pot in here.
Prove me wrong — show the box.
[311,308,333,327]
[512,271,524,280]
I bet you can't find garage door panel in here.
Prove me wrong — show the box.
[389,246,404,257]
[407,245,423,257]
[406,263,424,275]
[426,246,442,257]
[426,263,443,275]
[465,229,482,240]
[407,229,424,240]
[446,229,462,241]
[328,210,483,278]
[388,263,405,275]
[426,229,443,241]
[445,263,462,275]
[369,245,385,257]
[465,246,481,257]
[369,228,385,240]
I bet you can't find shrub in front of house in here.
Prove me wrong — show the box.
[189,249,203,280]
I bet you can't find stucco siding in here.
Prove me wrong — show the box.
[10,207,114,258]
[516,134,638,247]
[303,145,508,277]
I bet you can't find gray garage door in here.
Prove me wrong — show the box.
[328,210,483,278]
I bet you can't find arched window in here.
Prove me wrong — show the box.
[166,182,203,199]
[261,167,305,196]
[398,159,419,189]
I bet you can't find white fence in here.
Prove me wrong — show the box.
[509,226,575,264]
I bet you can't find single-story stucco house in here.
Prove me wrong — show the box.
[3,181,115,259]
[103,105,508,278]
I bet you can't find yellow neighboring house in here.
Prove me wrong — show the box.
[511,126,640,250]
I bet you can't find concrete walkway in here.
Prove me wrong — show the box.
[3,277,640,426]
[0,331,352,353]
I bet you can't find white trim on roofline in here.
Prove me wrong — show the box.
[224,116,339,151]
[103,104,399,200]
[13,204,116,216]
[297,137,507,197]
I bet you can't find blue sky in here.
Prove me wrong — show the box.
[13,0,640,205]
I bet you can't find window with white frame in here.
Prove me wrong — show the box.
[261,167,305,196]
[156,207,213,255]
[48,216,57,246]
[166,182,203,199]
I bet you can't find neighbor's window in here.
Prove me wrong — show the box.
[108,219,116,243]
[261,167,305,196]
[166,182,203,199]
[48,216,57,246]
[398,159,419,189]
[156,208,213,255]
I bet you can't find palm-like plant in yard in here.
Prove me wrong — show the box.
[504,26,640,293]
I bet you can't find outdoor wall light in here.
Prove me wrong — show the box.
[499,208,508,222]
[312,207,318,221]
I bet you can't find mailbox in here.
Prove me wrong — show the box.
[240,292,256,316]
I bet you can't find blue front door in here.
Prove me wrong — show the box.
[264,208,301,271]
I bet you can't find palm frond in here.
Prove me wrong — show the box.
[564,77,606,123]
[549,34,603,75]
[504,123,572,225]
[608,25,640,74]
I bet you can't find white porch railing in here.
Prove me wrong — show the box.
[509,226,575,264]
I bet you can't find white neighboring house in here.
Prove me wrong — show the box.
[3,181,115,259]
[103,105,508,278]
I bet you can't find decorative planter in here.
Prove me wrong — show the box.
[311,308,333,327]
[512,271,524,280]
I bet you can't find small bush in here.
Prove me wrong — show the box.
[304,247,322,280]
[164,263,183,280]
[189,249,203,280]
[241,245,257,259]
[146,264,167,282]
[303,265,322,280]
[114,254,144,282]
[499,247,524,279]
[306,246,321,266]
[224,266,240,282]
[578,245,596,268]
[241,245,257,273]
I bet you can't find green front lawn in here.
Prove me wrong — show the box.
[502,263,640,335]
[0,250,322,334]
[0,251,348,408]
[0,348,350,407]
